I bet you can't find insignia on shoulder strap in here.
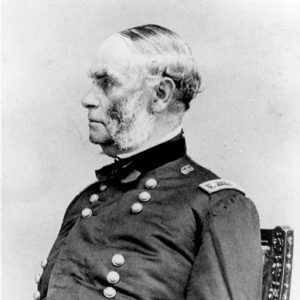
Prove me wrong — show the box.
[199,179,245,195]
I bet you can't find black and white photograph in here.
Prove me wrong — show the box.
[2,1,300,299]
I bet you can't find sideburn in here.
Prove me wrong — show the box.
[106,100,124,124]
[105,90,155,151]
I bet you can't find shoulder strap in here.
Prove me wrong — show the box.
[199,179,245,195]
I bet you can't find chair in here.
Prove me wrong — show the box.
[261,226,294,300]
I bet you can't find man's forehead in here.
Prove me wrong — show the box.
[93,35,138,75]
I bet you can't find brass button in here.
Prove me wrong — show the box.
[81,208,92,218]
[138,191,151,202]
[107,271,120,284]
[34,273,41,284]
[33,291,40,300]
[145,178,157,189]
[103,287,116,298]
[112,254,125,267]
[131,202,143,213]
[40,259,48,269]
[100,183,108,192]
[89,194,99,203]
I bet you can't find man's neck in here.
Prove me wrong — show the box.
[117,125,183,159]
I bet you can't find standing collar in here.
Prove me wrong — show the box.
[116,126,183,160]
[123,130,186,174]
[95,130,186,184]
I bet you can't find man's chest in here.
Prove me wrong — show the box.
[41,175,202,299]
[61,175,199,253]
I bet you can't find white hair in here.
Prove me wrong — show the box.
[119,24,201,116]
[105,86,156,151]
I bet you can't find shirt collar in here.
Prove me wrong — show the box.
[117,125,183,160]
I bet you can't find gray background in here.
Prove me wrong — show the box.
[2,0,300,299]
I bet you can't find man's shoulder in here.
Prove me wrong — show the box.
[157,154,219,183]
[153,155,218,206]
[161,154,220,195]
[169,155,252,211]
[183,155,245,195]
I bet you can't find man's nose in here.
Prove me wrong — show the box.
[81,88,100,108]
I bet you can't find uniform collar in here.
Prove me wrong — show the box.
[95,131,186,185]
[116,126,183,160]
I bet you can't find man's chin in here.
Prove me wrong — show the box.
[89,134,114,146]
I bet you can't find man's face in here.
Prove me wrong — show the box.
[82,35,155,155]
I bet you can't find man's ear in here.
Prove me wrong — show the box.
[152,77,175,113]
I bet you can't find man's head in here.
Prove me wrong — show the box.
[82,24,201,157]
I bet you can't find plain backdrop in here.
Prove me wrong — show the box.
[2,0,300,299]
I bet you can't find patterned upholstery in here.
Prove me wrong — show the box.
[261,226,294,300]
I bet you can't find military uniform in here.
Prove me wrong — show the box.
[35,133,262,299]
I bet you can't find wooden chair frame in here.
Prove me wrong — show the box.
[261,226,294,300]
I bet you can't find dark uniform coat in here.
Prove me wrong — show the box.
[37,134,262,299]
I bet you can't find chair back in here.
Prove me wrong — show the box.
[261,226,293,300]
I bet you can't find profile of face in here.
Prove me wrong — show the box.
[81,35,156,157]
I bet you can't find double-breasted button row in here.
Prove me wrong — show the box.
[33,258,48,299]
[131,178,157,214]
[85,191,102,217]
[89,180,107,204]
[103,254,125,298]
[103,272,119,298]
[87,181,107,206]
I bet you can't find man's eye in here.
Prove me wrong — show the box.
[102,79,114,89]
[94,78,114,91]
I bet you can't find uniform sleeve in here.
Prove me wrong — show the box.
[186,191,263,300]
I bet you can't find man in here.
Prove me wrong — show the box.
[34,24,262,299]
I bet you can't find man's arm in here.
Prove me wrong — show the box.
[187,190,263,299]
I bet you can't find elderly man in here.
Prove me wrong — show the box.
[34,25,262,300]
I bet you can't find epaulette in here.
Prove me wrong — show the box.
[198,179,245,195]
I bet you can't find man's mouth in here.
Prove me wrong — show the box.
[89,119,104,124]
[88,120,107,131]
